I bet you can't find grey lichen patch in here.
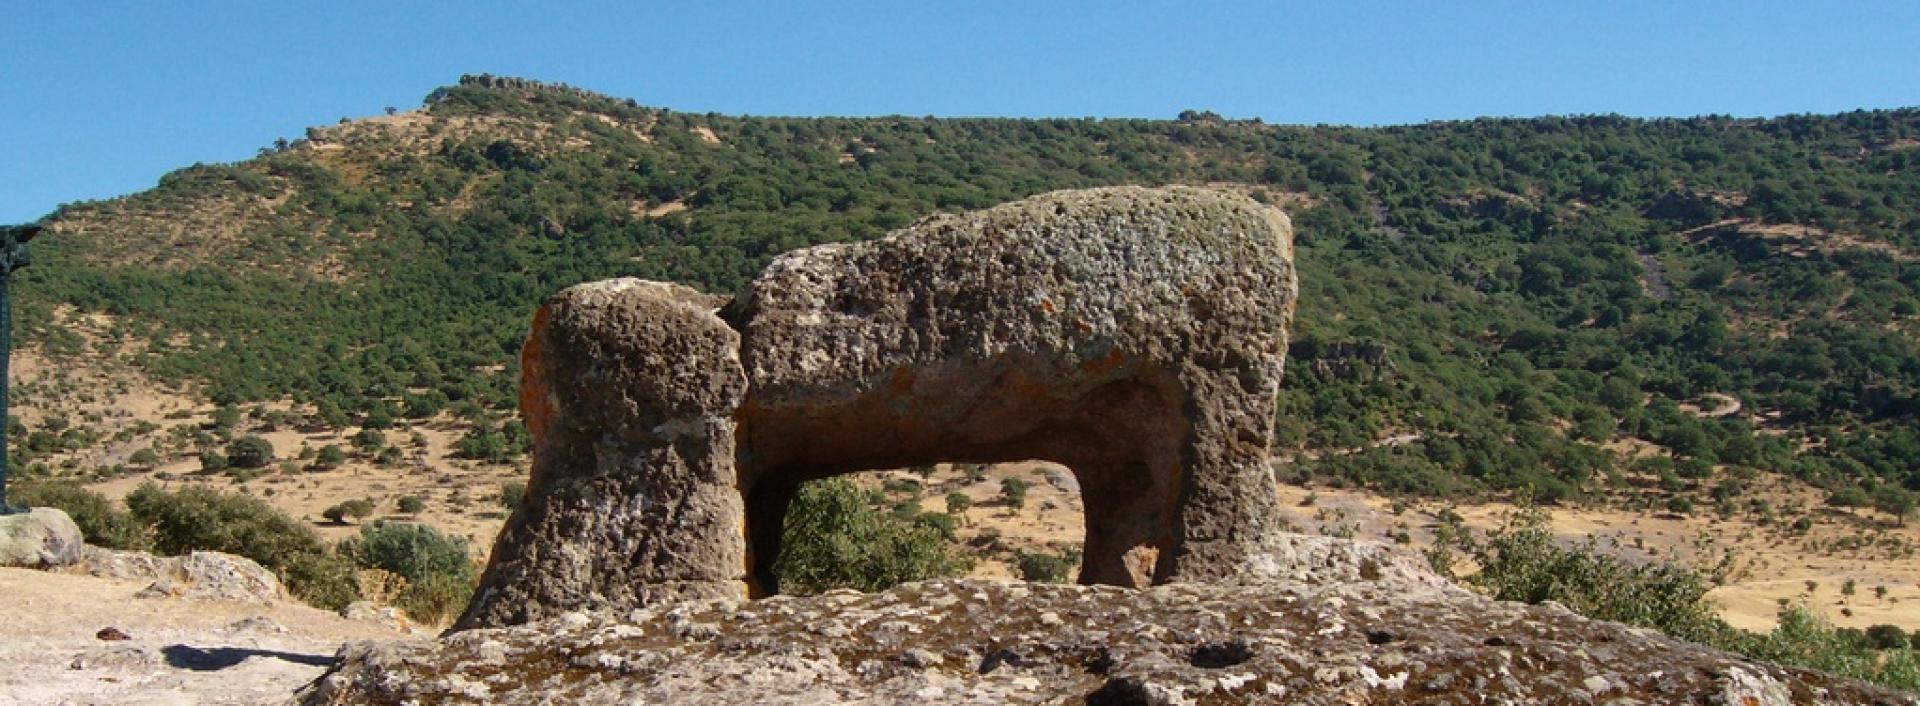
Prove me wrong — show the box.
[304,576,1913,705]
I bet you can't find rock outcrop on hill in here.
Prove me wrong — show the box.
[458,186,1298,629]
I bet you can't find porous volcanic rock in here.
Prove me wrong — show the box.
[0,507,84,568]
[457,279,750,629]
[727,186,1297,593]
[304,557,1914,705]
[460,186,1299,629]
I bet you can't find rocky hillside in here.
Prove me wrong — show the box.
[16,75,1920,512]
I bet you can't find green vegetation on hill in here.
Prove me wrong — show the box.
[1437,506,1920,692]
[19,75,1920,506]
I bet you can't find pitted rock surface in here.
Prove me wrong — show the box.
[305,574,1915,705]
[727,186,1297,593]
[460,186,1299,629]
[457,278,749,629]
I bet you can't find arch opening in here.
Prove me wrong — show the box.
[763,462,1089,596]
[737,370,1189,598]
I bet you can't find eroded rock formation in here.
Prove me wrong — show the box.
[80,547,287,603]
[726,186,1297,593]
[460,280,749,628]
[456,186,1296,629]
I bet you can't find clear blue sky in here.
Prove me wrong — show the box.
[5,1,1918,223]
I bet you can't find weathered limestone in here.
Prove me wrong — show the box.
[458,186,1296,630]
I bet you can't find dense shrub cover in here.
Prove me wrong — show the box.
[774,478,973,595]
[23,78,1920,505]
[123,483,357,608]
[1438,506,1920,692]
[340,521,477,623]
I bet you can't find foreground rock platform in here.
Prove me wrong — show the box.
[305,566,1914,705]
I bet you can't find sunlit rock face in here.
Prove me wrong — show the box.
[457,186,1297,630]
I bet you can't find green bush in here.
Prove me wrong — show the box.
[1000,477,1030,510]
[944,492,972,517]
[396,495,426,514]
[1866,624,1911,650]
[210,406,241,431]
[323,499,375,524]
[1015,548,1080,583]
[350,428,386,454]
[913,510,959,540]
[225,435,275,469]
[315,444,348,468]
[774,478,972,595]
[1443,506,1920,692]
[1727,607,1920,692]
[123,483,355,608]
[339,521,477,624]
[454,425,515,462]
[499,482,525,509]
[1446,506,1726,642]
[281,552,360,611]
[197,451,229,473]
[9,481,150,550]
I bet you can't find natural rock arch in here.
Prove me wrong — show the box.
[456,186,1297,630]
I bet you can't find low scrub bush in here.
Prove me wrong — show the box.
[1438,505,1920,692]
[124,483,356,609]
[1436,505,1727,642]
[10,481,151,550]
[1724,607,1920,692]
[224,435,274,469]
[1015,547,1080,583]
[339,521,477,624]
[774,478,972,595]
[323,499,375,524]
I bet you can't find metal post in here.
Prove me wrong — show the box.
[0,223,37,514]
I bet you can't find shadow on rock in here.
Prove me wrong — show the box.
[162,644,333,671]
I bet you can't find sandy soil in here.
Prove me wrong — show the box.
[0,567,407,706]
